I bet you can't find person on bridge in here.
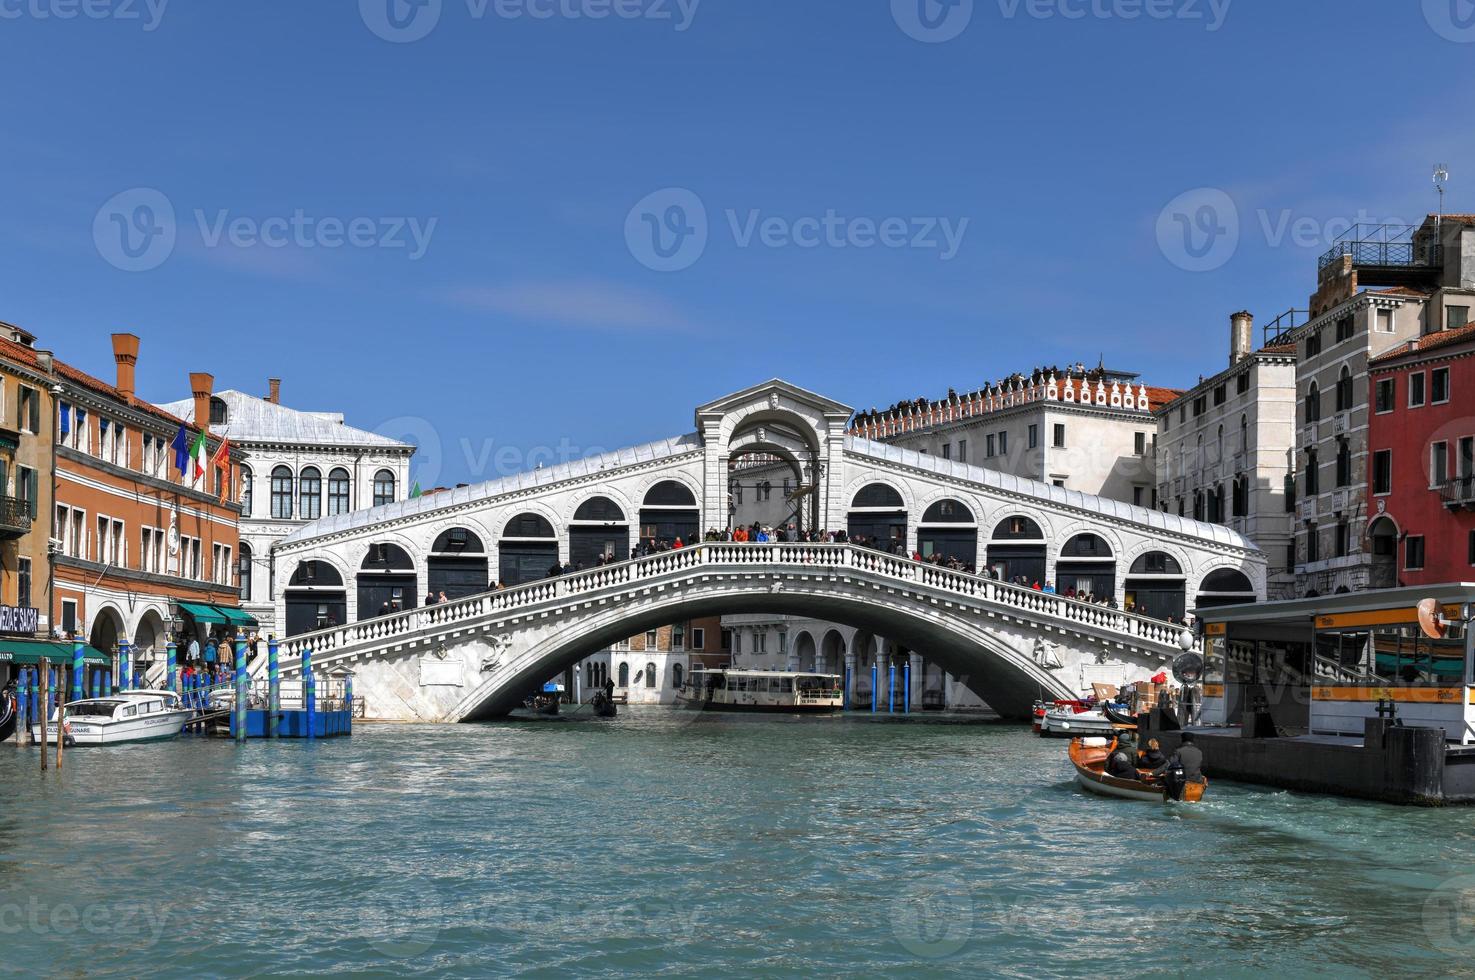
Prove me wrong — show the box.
[1106,732,1139,780]
[1150,733,1204,800]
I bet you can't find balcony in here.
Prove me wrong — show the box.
[1299,423,1317,447]
[1330,488,1350,514]
[1318,224,1442,289]
[1332,412,1349,437]
[0,496,32,537]
[1439,476,1475,511]
[1298,499,1317,522]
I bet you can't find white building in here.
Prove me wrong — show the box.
[158,380,414,635]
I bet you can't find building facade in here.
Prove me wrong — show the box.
[0,324,52,634]
[571,616,725,705]
[157,381,414,635]
[1156,311,1298,600]
[1366,325,1475,587]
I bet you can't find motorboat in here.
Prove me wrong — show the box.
[1069,736,1207,803]
[676,669,842,714]
[31,690,194,746]
[1038,701,1119,738]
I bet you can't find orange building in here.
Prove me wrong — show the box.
[0,331,249,675]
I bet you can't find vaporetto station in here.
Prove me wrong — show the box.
[261,381,1265,722]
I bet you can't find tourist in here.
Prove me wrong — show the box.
[1150,733,1204,801]
[1106,732,1138,779]
[1139,737,1167,769]
[438,591,450,605]
[425,591,437,607]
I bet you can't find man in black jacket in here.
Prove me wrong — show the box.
[1152,732,1205,800]
[1106,732,1139,779]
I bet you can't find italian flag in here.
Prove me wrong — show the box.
[188,429,208,484]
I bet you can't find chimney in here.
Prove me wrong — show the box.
[111,333,140,403]
[267,378,281,405]
[190,372,214,430]
[1230,310,1254,365]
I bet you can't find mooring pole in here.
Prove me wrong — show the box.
[904,661,911,715]
[233,637,247,744]
[71,634,83,702]
[870,662,877,714]
[38,659,48,770]
[268,636,280,740]
[888,663,896,714]
[166,640,178,694]
[116,640,130,693]
[303,647,315,740]
[15,668,28,747]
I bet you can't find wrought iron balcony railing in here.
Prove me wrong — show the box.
[0,495,33,535]
[1318,224,1442,271]
[1438,476,1475,508]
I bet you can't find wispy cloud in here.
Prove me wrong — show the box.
[446,279,694,333]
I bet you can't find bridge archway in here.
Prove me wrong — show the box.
[819,628,845,675]
[569,496,629,569]
[794,630,817,671]
[848,483,907,552]
[358,543,417,619]
[1056,532,1115,598]
[285,559,347,634]
[500,513,558,585]
[918,498,977,567]
[640,481,699,548]
[1195,568,1257,610]
[987,515,1045,584]
[1123,551,1186,621]
[428,527,489,601]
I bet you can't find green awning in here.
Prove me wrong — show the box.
[212,605,258,629]
[0,639,109,667]
[178,601,227,625]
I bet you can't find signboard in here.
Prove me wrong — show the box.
[0,605,39,636]
[418,657,463,688]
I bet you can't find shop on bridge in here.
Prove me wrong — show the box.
[284,560,348,635]
[1123,551,1187,621]
[428,527,489,601]
[500,513,559,585]
[1055,533,1115,598]
[847,483,907,551]
[358,543,418,619]
[917,498,977,567]
[1195,568,1257,610]
[640,481,699,548]
[570,496,629,568]
[986,515,1046,584]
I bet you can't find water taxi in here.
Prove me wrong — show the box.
[1069,736,1207,803]
[677,669,842,714]
[32,690,195,746]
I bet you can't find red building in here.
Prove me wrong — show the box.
[1365,325,1475,587]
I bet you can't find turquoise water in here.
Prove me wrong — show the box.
[3,712,1475,978]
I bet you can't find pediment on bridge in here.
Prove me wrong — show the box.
[694,379,854,430]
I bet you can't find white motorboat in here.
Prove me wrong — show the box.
[1039,704,1119,738]
[31,689,195,745]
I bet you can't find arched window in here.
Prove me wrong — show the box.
[1060,533,1112,558]
[208,396,228,426]
[1336,367,1353,412]
[432,527,486,553]
[1129,552,1182,576]
[373,469,396,507]
[504,513,556,538]
[1240,414,1248,454]
[299,466,322,520]
[240,466,253,518]
[672,663,683,689]
[288,559,344,587]
[645,662,657,688]
[618,662,630,688]
[270,466,293,520]
[852,483,904,508]
[1216,424,1224,462]
[921,499,975,523]
[238,542,252,601]
[1335,438,1351,487]
[643,481,697,507]
[992,516,1043,539]
[327,468,352,515]
[1305,382,1320,424]
[1199,568,1255,598]
[574,496,626,523]
[1305,447,1320,496]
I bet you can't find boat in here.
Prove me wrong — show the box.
[676,669,843,714]
[30,690,195,746]
[1103,703,1139,727]
[1069,736,1207,803]
[1039,702,1119,738]
[589,692,618,718]
[0,689,15,743]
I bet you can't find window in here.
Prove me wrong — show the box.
[1448,305,1469,330]
[1432,367,1450,404]
[1304,382,1320,423]
[1236,373,1249,395]
[1373,308,1394,332]
[1470,530,1475,566]
[1306,329,1322,358]
[1231,475,1248,517]
[1193,396,1206,417]
[1431,441,1449,487]
[1372,449,1392,495]
[1374,378,1394,414]
[645,663,656,689]
[140,527,162,573]
[373,469,396,507]
[1409,372,1426,408]
[957,440,966,463]
[1405,535,1425,570]
[16,466,34,518]
[240,466,253,517]
[986,434,995,458]
[270,466,293,519]
[1027,424,1038,449]
[1305,448,1319,496]
[1134,432,1146,456]
[1133,486,1145,506]
[1335,439,1351,488]
[17,385,39,434]
[1335,316,1354,343]
[18,557,31,609]
[61,600,76,637]
[1335,368,1353,412]
[691,627,705,649]
[1335,520,1350,558]
[299,466,322,520]
[941,443,951,460]
[645,629,658,648]
[1213,385,1226,406]
[1052,424,1065,448]
[1306,522,1319,563]
[998,431,1007,456]
[1461,436,1474,479]
[328,468,351,515]
[209,397,228,426]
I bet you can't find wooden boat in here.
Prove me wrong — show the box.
[0,690,15,743]
[590,692,618,718]
[1069,736,1207,803]
[1103,703,1139,727]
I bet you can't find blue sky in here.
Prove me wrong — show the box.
[2,0,1472,488]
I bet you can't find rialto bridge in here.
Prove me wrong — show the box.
[262,380,1265,721]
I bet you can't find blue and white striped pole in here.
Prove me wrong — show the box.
[267,636,280,740]
[93,671,104,699]
[303,647,315,740]
[870,663,877,714]
[166,640,178,694]
[234,637,247,744]
[71,634,84,702]
[904,661,910,714]
[16,668,29,739]
[116,640,130,694]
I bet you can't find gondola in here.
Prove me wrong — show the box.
[0,689,15,744]
[1102,703,1139,727]
[1069,736,1207,803]
[590,692,618,718]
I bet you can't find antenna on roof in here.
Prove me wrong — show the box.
[1434,164,1449,235]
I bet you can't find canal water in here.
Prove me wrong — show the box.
[3,712,1474,978]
